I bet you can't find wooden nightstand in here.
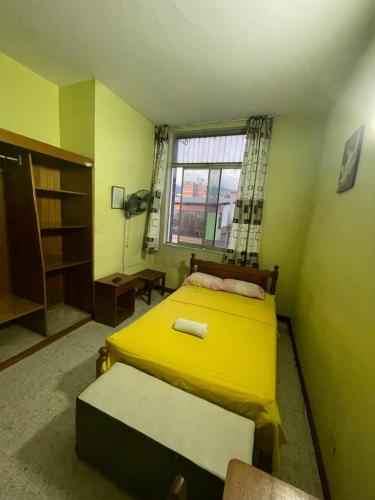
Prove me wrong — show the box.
[94,273,138,327]
[223,459,318,500]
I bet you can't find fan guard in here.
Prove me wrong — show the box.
[125,190,152,218]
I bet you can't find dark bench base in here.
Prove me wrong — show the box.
[76,398,224,500]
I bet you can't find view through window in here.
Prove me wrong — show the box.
[167,134,246,249]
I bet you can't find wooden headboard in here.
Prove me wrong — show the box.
[189,253,279,295]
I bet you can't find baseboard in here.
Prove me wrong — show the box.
[276,314,290,324]
[277,315,331,500]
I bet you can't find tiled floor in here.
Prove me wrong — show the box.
[276,322,323,498]
[47,303,91,336]
[0,295,323,499]
[0,323,43,363]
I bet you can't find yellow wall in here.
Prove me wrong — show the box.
[149,115,325,316]
[0,52,60,145]
[59,80,155,278]
[293,39,375,500]
[59,80,95,158]
[94,81,154,278]
[261,115,325,315]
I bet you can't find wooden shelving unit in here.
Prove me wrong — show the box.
[0,294,44,325]
[0,128,94,336]
[40,225,87,232]
[44,255,91,273]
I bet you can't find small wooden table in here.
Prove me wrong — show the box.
[94,273,138,327]
[223,459,318,500]
[133,268,166,305]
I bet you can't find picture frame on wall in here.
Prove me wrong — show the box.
[337,125,364,193]
[111,186,125,209]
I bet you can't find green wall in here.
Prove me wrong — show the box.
[59,80,95,158]
[94,81,154,278]
[293,38,375,500]
[58,80,155,278]
[261,115,325,315]
[148,115,325,316]
[0,52,60,146]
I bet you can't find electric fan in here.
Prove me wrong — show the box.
[124,190,152,218]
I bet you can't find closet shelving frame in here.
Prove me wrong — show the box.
[0,128,94,336]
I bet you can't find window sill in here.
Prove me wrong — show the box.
[163,242,226,254]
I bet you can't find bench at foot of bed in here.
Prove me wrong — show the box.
[77,362,255,499]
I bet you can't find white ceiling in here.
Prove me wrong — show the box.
[0,0,374,125]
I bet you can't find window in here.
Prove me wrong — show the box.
[167,133,245,249]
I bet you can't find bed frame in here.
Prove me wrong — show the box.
[190,253,279,295]
[96,254,279,376]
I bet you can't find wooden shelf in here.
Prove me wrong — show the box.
[35,187,87,198]
[0,294,44,325]
[41,225,87,232]
[44,255,91,273]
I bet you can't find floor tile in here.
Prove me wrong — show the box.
[0,449,50,499]
[276,443,316,495]
[279,406,311,450]
[47,303,91,335]
[0,324,43,363]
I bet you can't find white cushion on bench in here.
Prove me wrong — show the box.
[79,362,255,480]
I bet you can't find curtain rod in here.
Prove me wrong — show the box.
[170,115,275,130]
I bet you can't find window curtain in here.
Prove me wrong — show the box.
[224,116,273,267]
[145,125,169,253]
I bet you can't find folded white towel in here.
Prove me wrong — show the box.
[173,318,208,339]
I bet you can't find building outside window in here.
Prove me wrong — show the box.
[167,133,246,249]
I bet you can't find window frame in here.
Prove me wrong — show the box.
[165,130,246,252]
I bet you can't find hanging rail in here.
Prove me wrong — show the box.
[0,153,19,163]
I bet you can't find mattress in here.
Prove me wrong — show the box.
[102,284,285,464]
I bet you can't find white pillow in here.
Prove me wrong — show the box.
[183,272,223,291]
[222,279,265,300]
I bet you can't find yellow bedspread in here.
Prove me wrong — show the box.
[103,285,285,465]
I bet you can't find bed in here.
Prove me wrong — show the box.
[97,254,285,467]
